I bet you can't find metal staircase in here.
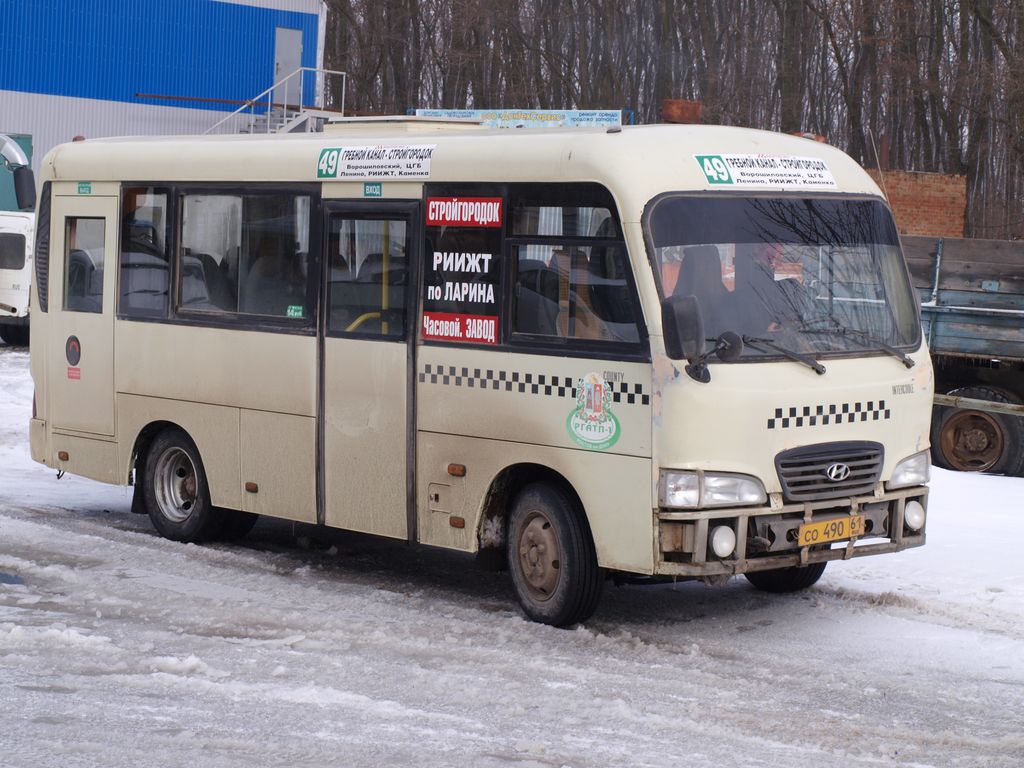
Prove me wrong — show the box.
[206,67,346,135]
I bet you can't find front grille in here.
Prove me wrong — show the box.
[776,441,883,502]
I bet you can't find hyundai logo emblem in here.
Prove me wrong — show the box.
[825,463,851,482]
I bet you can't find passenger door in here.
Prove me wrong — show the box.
[321,202,417,538]
[48,193,118,436]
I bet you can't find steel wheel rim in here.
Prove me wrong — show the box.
[517,511,562,602]
[940,409,1004,472]
[153,446,198,523]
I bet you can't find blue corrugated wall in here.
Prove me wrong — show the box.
[0,0,319,111]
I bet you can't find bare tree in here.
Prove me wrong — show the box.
[322,0,1024,238]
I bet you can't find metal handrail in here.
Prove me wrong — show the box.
[205,67,347,135]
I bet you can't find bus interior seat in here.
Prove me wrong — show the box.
[241,254,280,314]
[586,248,638,341]
[197,252,234,311]
[119,250,169,311]
[358,252,409,332]
[357,252,384,283]
[565,248,610,340]
[675,244,729,334]
[66,248,103,312]
[515,258,559,335]
[327,253,358,330]
[242,249,304,316]
[180,254,212,309]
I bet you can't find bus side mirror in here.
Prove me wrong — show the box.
[661,294,705,362]
[14,166,36,211]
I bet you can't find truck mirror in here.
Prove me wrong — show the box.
[14,166,36,211]
[661,294,705,362]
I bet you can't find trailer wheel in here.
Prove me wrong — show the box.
[745,561,827,593]
[508,483,603,627]
[0,325,28,346]
[931,386,1024,475]
[143,428,223,542]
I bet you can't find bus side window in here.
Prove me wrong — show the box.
[178,192,311,320]
[509,186,641,346]
[512,244,640,343]
[119,187,170,317]
[64,217,105,313]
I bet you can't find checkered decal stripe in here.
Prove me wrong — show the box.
[419,364,651,405]
[767,401,891,429]
[610,381,649,405]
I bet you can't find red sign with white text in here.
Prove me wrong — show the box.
[426,197,503,228]
[422,312,498,345]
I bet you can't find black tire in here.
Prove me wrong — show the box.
[930,386,1024,475]
[217,509,259,541]
[0,325,28,346]
[508,482,603,627]
[143,427,224,542]
[745,561,827,593]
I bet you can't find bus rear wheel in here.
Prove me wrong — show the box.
[508,483,603,627]
[143,428,223,543]
[745,561,827,593]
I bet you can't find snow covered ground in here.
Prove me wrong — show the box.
[1,341,1022,767]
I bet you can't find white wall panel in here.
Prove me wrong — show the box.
[214,0,324,13]
[0,91,246,174]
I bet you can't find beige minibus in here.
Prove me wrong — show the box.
[28,119,932,625]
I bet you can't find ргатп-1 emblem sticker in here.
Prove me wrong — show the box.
[567,373,620,450]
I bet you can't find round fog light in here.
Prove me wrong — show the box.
[710,525,737,558]
[904,500,926,532]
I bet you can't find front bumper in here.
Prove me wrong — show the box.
[656,485,927,577]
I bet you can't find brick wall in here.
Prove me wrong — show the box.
[866,169,966,238]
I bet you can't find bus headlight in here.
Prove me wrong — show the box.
[660,470,767,509]
[887,450,930,490]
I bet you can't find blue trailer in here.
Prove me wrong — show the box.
[904,235,1024,474]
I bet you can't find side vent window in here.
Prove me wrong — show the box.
[34,181,51,312]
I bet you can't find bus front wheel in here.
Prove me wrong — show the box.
[143,428,223,543]
[508,483,603,627]
[744,561,827,593]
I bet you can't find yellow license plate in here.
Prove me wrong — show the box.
[798,515,865,547]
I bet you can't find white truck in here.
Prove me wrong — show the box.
[0,210,34,346]
[1,134,36,346]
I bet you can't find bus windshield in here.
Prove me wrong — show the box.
[647,196,920,361]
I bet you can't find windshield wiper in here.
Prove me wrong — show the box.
[742,335,826,375]
[799,319,914,369]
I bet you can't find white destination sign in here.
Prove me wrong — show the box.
[695,154,837,189]
[317,144,436,180]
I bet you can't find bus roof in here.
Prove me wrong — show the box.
[40,123,883,223]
